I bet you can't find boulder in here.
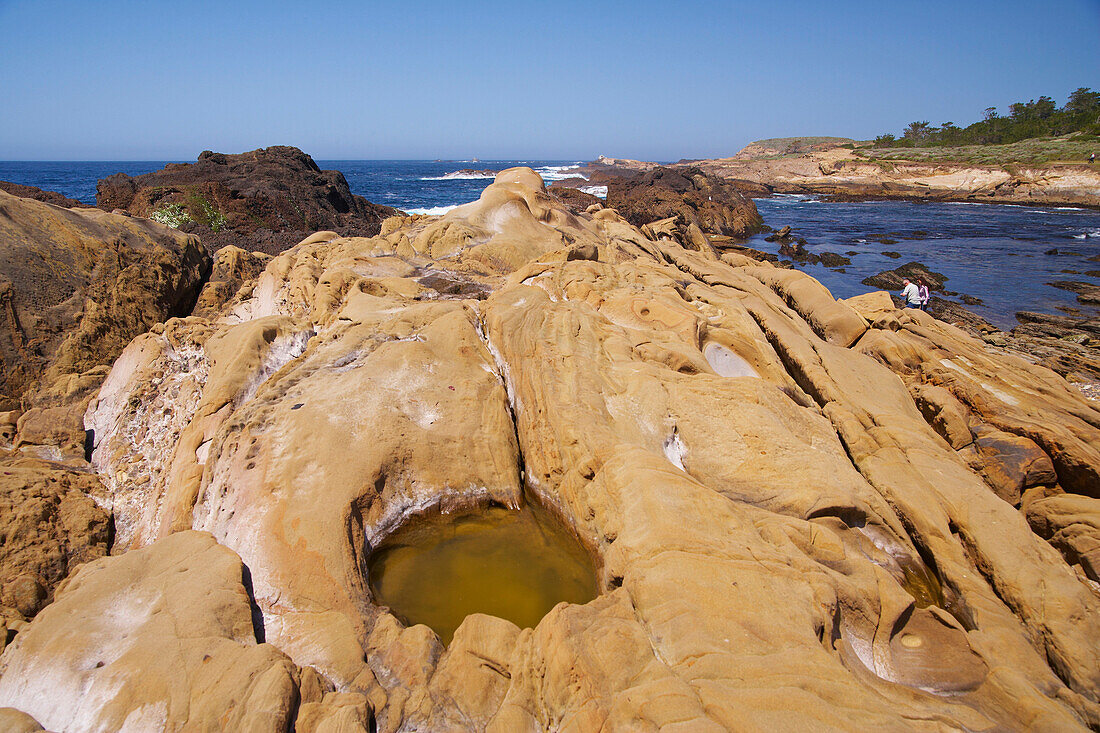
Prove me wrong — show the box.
[971,425,1059,505]
[0,531,307,732]
[96,146,402,254]
[605,166,764,238]
[192,245,272,318]
[1026,493,1100,582]
[861,261,948,291]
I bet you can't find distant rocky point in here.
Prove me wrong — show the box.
[732,136,858,159]
[96,146,402,254]
[582,141,1100,207]
[0,181,89,209]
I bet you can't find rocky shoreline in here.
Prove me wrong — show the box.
[0,162,1098,731]
[553,152,1100,398]
[570,148,1100,209]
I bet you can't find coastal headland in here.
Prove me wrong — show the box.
[0,160,1097,731]
[567,138,1100,208]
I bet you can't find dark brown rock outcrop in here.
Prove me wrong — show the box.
[604,166,765,238]
[96,146,402,254]
[549,186,601,214]
[0,182,88,209]
[862,261,948,291]
[1048,280,1100,306]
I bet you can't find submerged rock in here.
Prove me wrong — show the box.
[1,167,1099,730]
[1049,280,1100,306]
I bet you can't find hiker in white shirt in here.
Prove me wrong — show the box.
[900,278,922,309]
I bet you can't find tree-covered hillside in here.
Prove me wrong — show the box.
[872,87,1100,148]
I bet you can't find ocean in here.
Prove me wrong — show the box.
[1,160,1098,329]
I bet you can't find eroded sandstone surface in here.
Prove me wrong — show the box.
[0,168,1099,731]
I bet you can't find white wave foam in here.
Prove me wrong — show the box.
[419,171,497,181]
[1074,228,1100,238]
[1054,207,1084,211]
[578,185,607,198]
[1073,234,1087,239]
[945,201,982,206]
[534,163,585,182]
[768,193,819,204]
[405,204,460,216]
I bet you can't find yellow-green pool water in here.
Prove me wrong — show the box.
[367,501,598,644]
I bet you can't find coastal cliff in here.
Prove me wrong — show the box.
[0,170,1098,731]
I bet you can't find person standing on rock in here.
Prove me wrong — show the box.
[917,277,931,311]
[901,278,922,309]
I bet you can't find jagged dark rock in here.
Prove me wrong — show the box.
[0,182,89,209]
[604,166,764,238]
[95,146,402,254]
[862,261,948,291]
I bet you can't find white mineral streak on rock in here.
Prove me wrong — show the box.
[235,328,315,406]
[85,334,210,548]
[662,430,687,470]
[703,342,759,378]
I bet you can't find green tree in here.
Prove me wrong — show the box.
[1034,96,1056,119]
[1066,87,1100,114]
[903,121,932,142]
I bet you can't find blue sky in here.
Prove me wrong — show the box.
[1,0,1097,160]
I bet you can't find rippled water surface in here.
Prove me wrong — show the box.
[750,196,1100,329]
[367,502,598,644]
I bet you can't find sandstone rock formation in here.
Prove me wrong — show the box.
[0,191,206,639]
[0,169,1098,731]
[0,189,209,414]
[0,457,109,619]
[0,531,309,731]
[96,146,402,254]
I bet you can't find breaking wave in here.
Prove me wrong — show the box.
[405,204,461,216]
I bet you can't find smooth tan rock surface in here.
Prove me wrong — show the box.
[0,531,302,732]
[3,167,1095,730]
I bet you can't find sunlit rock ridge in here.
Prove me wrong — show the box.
[0,167,1098,731]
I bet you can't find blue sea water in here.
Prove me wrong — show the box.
[1,160,1098,329]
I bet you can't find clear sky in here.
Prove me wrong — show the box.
[1,0,1097,161]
